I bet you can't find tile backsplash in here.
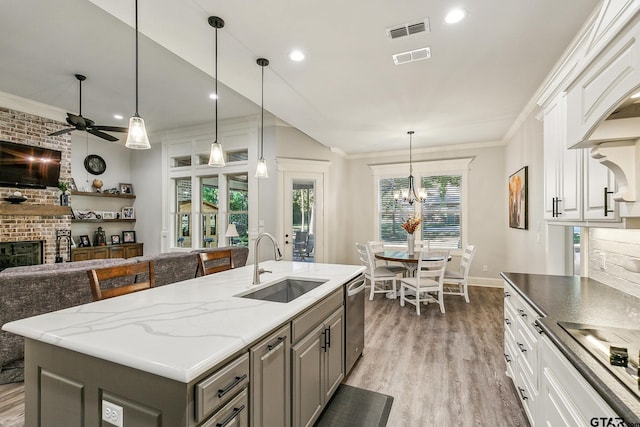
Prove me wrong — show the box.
[589,228,640,299]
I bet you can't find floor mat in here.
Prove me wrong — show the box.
[314,384,394,427]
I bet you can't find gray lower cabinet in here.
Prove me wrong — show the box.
[250,324,291,427]
[292,307,344,427]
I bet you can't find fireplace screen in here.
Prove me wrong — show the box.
[0,241,43,271]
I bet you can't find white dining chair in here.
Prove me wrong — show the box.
[368,240,409,277]
[400,251,447,314]
[356,242,399,300]
[443,244,476,303]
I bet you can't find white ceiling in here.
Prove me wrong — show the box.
[0,0,599,154]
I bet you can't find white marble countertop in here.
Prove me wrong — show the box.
[2,261,364,383]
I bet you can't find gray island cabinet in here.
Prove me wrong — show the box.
[2,261,364,427]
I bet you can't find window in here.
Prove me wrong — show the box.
[197,149,248,165]
[228,173,249,246]
[421,175,462,250]
[174,177,192,247]
[201,176,219,248]
[372,158,471,251]
[172,156,191,167]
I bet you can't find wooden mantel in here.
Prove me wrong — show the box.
[0,204,71,216]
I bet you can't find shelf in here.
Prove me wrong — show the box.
[71,219,136,223]
[0,204,71,216]
[71,191,136,199]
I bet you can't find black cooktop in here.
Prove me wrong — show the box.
[558,322,640,401]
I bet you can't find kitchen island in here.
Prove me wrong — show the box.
[2,261,365,427]
[501,272,640,425]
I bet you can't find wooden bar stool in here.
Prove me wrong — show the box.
[88,261,155,301]
[197,249,234,276]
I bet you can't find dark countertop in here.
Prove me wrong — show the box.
[500,272,640,424]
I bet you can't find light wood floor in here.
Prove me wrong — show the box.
[344,286,529,426]
[0,287,527,427]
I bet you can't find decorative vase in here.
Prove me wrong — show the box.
[407,233,415,256]
[60,193,69,206]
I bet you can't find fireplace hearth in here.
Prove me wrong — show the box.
[0,241,43,271]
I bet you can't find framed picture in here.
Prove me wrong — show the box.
[69,178,77,191]
[509,166,528,230]
[122,231,136,244]
[102,211,116,220]
[79,235,91,247]
[119,183,134,195]
[122,207,135,219]
[111,234,121,245]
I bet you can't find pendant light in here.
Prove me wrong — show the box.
[255,58,269,178]
[125,0,151,150]
[208,16,226,167]
[394,131,426,205]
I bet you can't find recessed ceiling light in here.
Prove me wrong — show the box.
[289,50,305,62]
[445,8,466,24]
[113,114,123,120]
[209,93,218,100]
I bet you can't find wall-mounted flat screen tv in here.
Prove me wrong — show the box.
[0,141,62,189]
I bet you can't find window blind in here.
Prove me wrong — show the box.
[420,175,462,249]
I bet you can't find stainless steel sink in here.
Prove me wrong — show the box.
[238,278,328,303]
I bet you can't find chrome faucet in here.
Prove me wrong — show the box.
[253,232,283,285]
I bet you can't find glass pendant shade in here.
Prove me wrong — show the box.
[208,141,225,167]
[125,115,150,149]
[255,158,268,178]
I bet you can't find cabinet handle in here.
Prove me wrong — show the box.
[325,326,331,349]
[533,322,544,334]
[551,197,555,217]
[320,330,327,352]
[517,308,527,317]
[556,197,563,216]
[504,353,511,363]
[517,387,528,401]
[217,374,248,399]
[504,318,511,326]
[517,342,527,353]
[604,187,614,217]
[503,291,511,298]
[267,336,285,351]
[216,404,246,427]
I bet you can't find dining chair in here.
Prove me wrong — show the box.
[443,244,476,303]
[88,261,155,301]
[356,242,399,300]
[368,240,409,277]
[399,252,447,314]
[198,249,235,276]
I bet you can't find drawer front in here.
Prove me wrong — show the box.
[504,340,517,379]
[292,289,343,343]
[195,353,250,423]
[516,317,539,393]
[503,299,517,344]
[201,388,249,427]
[516,367,537,426]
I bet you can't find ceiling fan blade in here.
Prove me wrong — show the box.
[66,113,85,128]
[92,125,129,133]
[88,128,119,142]
[49,127,75,136]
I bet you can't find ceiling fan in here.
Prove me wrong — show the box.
[48,74,128,142]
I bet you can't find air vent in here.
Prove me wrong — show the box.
[392,47,431,65]
[386,19,430,39]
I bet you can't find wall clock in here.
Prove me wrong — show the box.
[84,154,106,175]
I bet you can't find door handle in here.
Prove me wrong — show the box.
[347,279,365,296]
[604,187,614,217]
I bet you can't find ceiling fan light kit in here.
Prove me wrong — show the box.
[207,15,226,167]
[125,0,151,150]
[255,57,269,179]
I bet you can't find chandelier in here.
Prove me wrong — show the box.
[394,131,426,205]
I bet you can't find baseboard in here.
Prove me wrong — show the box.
[468,276,503,288]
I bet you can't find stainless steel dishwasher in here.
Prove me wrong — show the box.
[344,274,365,375]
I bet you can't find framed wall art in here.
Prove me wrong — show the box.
[508,166,528,230]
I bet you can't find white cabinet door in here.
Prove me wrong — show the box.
[543,93,582,221]
[583,149,618,221]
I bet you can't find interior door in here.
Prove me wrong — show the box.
[282,172,324,262]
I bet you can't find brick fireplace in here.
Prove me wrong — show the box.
[0,107,71,265]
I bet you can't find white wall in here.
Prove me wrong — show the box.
[503,108,547,274]
[344,143,506,282]
[131,143,163,256]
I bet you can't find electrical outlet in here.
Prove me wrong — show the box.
[483,265,488,272]
[102,400,123,427]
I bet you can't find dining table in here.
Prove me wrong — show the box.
[374,250,451,297]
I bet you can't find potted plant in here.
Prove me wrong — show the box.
[58,181,70,206]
